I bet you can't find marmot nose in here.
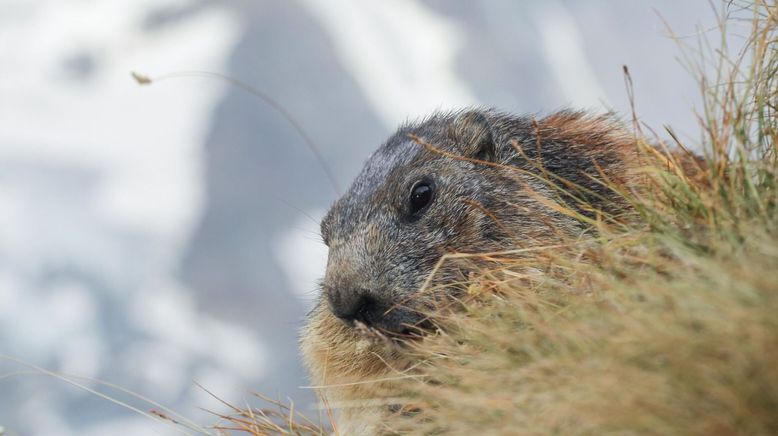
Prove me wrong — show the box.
[327,287,423,334]
[328,289,383,327]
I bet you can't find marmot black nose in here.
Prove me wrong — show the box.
[328,289,380,326]
[327,289,406,333]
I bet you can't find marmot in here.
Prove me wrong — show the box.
[301,108,654,433]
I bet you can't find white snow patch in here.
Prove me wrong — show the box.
[298,0,479,128]
[0,0,240,240]
[530,1,610,109]
[0,1,261,434]
[273,210,328,306]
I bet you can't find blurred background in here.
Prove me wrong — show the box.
[0,0,710,434]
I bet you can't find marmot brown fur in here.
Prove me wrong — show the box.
[301,108,679,433]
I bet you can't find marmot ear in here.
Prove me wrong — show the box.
[451,111,496,162]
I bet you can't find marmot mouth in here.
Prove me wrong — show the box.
[351,318,434,345]
[398,319,435,339]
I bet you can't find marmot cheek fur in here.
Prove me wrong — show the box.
[301,108,653,430]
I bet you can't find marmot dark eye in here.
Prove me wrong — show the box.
[409,181,433,216]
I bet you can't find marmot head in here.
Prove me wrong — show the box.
[319,109,631,336]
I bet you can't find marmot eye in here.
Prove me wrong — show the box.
[409,181,433,216]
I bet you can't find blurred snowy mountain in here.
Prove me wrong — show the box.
[0,1,268,434]
[1,0,706,434]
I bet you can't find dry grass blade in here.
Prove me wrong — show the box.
[179,382,330,436]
